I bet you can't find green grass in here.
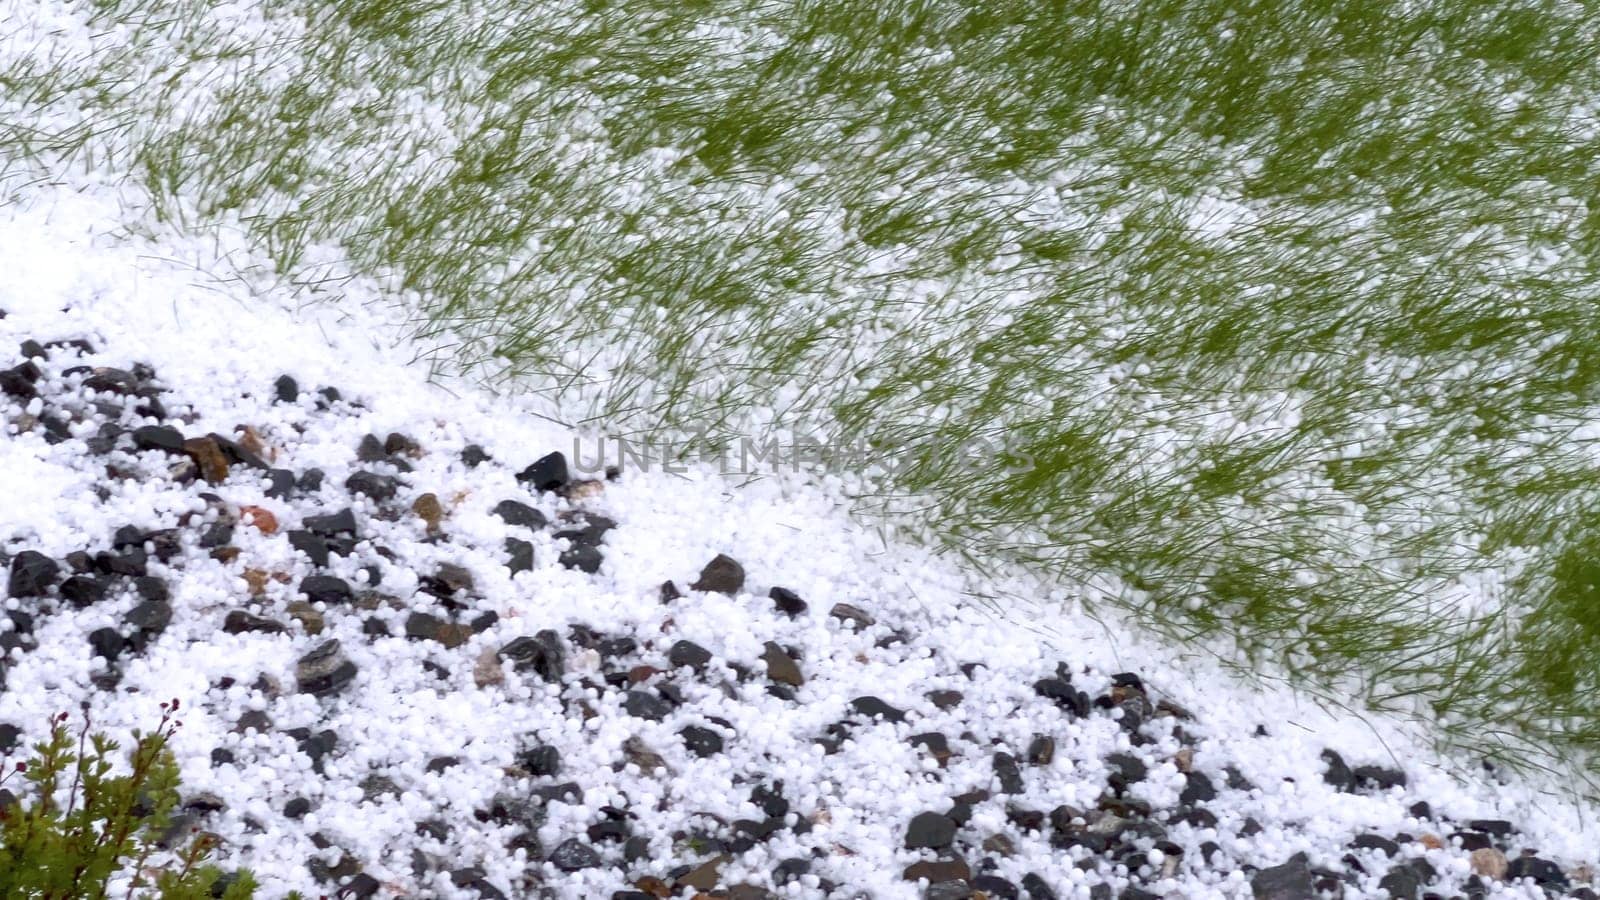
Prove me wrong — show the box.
[5,0,1600,783]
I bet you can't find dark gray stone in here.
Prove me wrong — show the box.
[770,586,807,616]
[300,575,353,605]
[668,640,712,670]
[498,630,564,681]
[273,374,298,403]
[492,500,545,529]
[345,471,399,501]
[622,690,671,721]
[303,509,357,536]
[8,551,59,598]
[558,543,603,573]
[60,574,109,607]
[547,838,600,871]
[296,640,357,697]
[994,752,1024,793]
[1506,855,1567,887]
[680,725,724,757]
[1180,772,1216,806]
[224,610,287,634]
[505,538,533,574]
[131,425,185,454]
[1321,749,1356,792]
[516,452,569,493]
[904,811,957,850]
[1251,853,1314,900]
[851,696,907,724]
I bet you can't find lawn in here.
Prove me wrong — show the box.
[5,0,1600,783]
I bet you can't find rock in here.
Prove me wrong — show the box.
[1026,735,1056,766]
[660,581,682,603]
[125,599,172,635]
[286,601,325,635]
[1351,833,1399,856]
[384,433,422,457]
[89,626,124,661]
[504,538,534,575]
[769,586,807,616]
[926,690,964,710]
[300,575,353,605]
[303,509,358,536]
[904,811,958,850]
[339,873,380,898]
[516,452,569,493]
[903,857,969,882]
[760,642,804,686]
[1251,853,1314,900]
[461,444,492,468]
[412,493,444,532]
[911,733,952,767]
[492,499,545,528]
[430,563,474,595]
[8,551,59,597]
[622,691,671,722]
[1320,749,1356,792]
[972,876,1019,899]
[851,696,908,723]
[406,613,473,649]
[829,602,875,628]
[1353,764,1407,790]
[679,855,729,891]
[668,640,712,670]
[182,436,231,484]
[1033,678,1090,717]
[1179,771,1216,806]
[296,640,356,697]
[199,521,234,549]
[60,574,110,607]
[473,647,506,688]
[1469,848,1507,880]
[238,505,278,534]
[273,375,298,403]
[1378,863,1422,898]
[449,867,505,899]
[1506,854,1567,887]
[680,725,724,757]
[345,471,399,501]
[623,736,668,773]
[0,363,39,399]
[264,468,296,499]
[223,610,287,635]
[1020,873,1059,900]
[131,425,185,454]
[994,752,1024,793]
[287,531,331,568]
[517,745,561,777]
[690,554,745,594]
[558,544,603,574]
[499,631,564,681]
[547,838,600,872]
[1466,819,1514,837]
[356,434,387,462]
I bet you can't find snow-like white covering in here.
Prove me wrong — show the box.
[0,159,1595,899]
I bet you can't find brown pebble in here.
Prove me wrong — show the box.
[412,492,444,533]
[761,642,805,687]
[182,436,231,484]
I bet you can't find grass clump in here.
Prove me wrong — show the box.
[3,0,1600,786]
[0,701,256,900]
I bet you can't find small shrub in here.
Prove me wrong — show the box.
[0,700,257,900]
